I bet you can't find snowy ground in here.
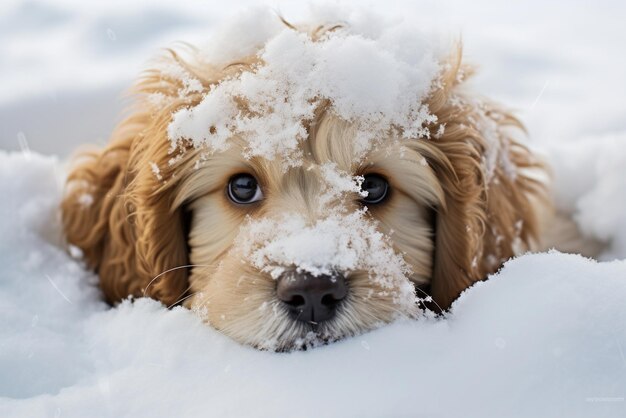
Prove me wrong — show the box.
[2,1,626,417]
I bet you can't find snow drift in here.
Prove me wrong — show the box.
[1,139,626,418]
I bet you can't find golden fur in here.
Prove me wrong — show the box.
[62,24,547,350]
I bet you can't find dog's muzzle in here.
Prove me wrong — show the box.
[276,271,347,325]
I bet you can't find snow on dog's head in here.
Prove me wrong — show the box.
[62,7,547,351]
[167,10,443,167]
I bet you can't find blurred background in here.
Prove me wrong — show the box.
[1,0,625,157]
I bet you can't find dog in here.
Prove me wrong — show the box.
[62,15,552,350]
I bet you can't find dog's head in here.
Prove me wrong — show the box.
[62,18,545,350]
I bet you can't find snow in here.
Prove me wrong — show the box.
[3,0,626,155]
[2,152,626,418]
[236,209,415,311]
[546,133,626,260]
[3,1,626,417]
[167,17,443,166]
[149,161,163,181]
[319,162,366,202]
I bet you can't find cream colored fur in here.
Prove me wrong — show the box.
[61,24,550,350]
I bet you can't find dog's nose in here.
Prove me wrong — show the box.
[276,272,347,324]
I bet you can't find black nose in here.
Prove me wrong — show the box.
[276,272,347,324]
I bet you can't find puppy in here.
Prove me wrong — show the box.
[62,17,549,350]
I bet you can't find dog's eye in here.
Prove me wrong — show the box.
[361,174,389,204]
[228,174,263,204]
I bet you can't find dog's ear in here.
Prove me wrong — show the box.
[422,47,547,310]
[61,51,211,306]
[61,121,191,306]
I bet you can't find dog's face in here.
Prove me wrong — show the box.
[176,114,441,350]
[61,17,546,351]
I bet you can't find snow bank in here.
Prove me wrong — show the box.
[545,133,626,260]
[2,149,626,417]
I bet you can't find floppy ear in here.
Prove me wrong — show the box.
[61,118,191,306]
[61,50,213,306]
[422,47,547,309]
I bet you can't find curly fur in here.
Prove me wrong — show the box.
[61,23,548,349]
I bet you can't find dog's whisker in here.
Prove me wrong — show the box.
[414,286,447,317]
[167,291,203,309]
[189,288,223,322]
[165,269,220,309]
[143,264,214,297]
